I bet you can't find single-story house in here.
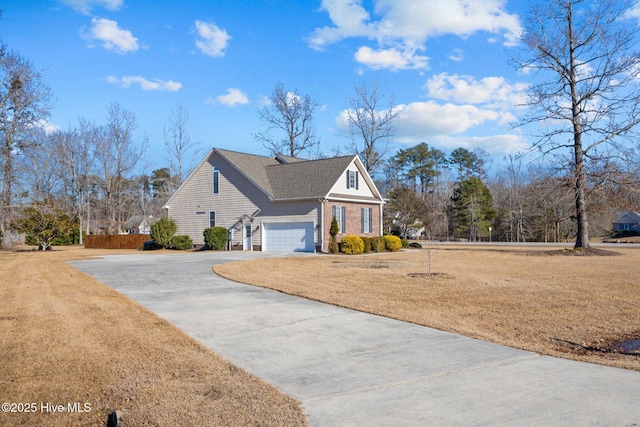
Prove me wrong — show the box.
[163,148,384,252]
[612,211,640,235]
[124,215,157,234]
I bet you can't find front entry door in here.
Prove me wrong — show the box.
[244,223,252,250]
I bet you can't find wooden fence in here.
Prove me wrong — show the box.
[84,234,151,250]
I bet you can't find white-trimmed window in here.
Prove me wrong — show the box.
[332,206,346,233]
[209,211,216,227]
[213,166,219,194]
[361,208,372,233]
[347,170,359,190]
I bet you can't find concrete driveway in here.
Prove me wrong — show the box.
[70,251,640,426]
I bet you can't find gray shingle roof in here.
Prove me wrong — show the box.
[266,156,355,199]
[613,211,640,224]
[124,215,157,230]
[215,148,357,200]
[216,149,281,195]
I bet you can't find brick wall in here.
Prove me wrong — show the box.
[322,202,381,252]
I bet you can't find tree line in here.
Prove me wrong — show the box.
[0,39,199,247]
[2,0,640,251]
[381,143,640,243]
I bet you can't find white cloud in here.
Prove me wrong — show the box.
[84,18,139,54]
[448,48,464,62]
[425,72,528,108]
[255,95,272,108]
[194,20,231,57]
[59,0,122,15]
[394,101,500,136]
[213,88,250,106]
[106,75,182,91]
[309,0,522,70]
[354,46,428,71]
[334,101,527,154]
[424,134,530,154]
[335,101,498,136]
[308,0,375,50]
[626,2,640,20]
[33,119,61,134]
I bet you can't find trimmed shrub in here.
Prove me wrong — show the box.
[329,216,339,254]
[361,236,371,253]
[340,235,364,255]
[382,235,402,252]
[203,226,228,250]
[401,238,409,248]
[370,236,384,252]
[151,217,177,249]
[171,235,193,250]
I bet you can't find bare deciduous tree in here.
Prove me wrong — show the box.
[255,83,320,158]
[0,43,51,248]
[50,120,96,245]
[346,78,401,175]
[164,102,199,188]
[515,0,640,250]
[100,102,145,233]
[21,127,62,203]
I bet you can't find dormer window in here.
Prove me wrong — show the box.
[347,170,359,190]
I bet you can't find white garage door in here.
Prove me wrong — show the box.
[263,222,315,252]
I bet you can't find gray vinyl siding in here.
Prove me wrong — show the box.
[258,200,321,249]
[167,152,264,245]
[166,151,321,247]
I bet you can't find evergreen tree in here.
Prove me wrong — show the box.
[450,177,496,241]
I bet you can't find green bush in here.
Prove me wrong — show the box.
[151,217,177,249]
[340,235,364,255]
[171,235,193,250]
[26,228,81,246]
[203,226,228,250]
[329,216,339,254]
[369,236,384,252]
[401,238,409,248]
[13,205,76,250]
[382,235,402,252]
[361,236,371,253]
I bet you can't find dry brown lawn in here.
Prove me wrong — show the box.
[215,244,640,371]
[0,246,306,427]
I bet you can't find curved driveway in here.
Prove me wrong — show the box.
[70,251,640,426]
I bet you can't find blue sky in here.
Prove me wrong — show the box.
[4,0,636,173]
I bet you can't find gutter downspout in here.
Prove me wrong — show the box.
[379,200,384,237]
[319,199,326,253]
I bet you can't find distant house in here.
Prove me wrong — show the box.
[612,212,640,235]
[124,215,157,235]
[163,148,384,252]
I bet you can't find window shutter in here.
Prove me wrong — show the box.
[361,208,365,233]
[368,208,372,233]
[346,170,350,189]
[341,206,346,233]
[356,171,359,190]
[209,211,216,227]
